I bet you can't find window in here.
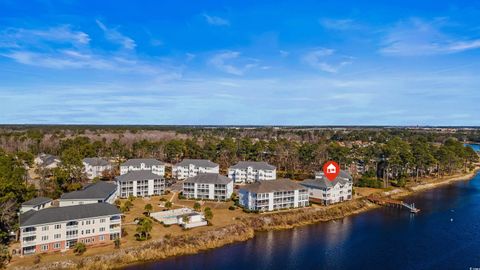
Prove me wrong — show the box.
[100,218,106,223]
[100,227,105,232]
[41,236,48,241]
[99,235,105,241]
[42,226,49,231]
[54,234,61,239]
[85,229,91,234]
[41,245,48,251]
[86,220,91,225]
[54,224,61,229]
[53,243,61,249]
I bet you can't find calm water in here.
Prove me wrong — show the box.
[468,143,480,152]
[128,173,480,270]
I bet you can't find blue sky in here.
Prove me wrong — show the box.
[1,0,480,125]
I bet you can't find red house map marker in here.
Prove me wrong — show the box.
[323,161,340,181]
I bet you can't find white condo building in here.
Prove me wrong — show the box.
[173,159,219,180]
[239,179,309,212]
[120,158,165,176]
[183,173,234,201]
[300,170,353,205]
[116,170,165,198]
[20,197,53,214]
[83,158,112,180]
[59,181,117,207]
[19,203,121,256]
[228,161,276,183]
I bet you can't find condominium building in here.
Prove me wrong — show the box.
[120,158,165,176]
[19,203,121,256]
[59,181,117,207]
[172,159,219,180]
[83,158,112,180]
[115,170,165,198]
[228,161,276,183]
[183,173,233,201]
[20,197,53,214]
[239,179,309,212]
[301,170,353,205]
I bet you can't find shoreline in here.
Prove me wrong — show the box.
[10,168,479,270]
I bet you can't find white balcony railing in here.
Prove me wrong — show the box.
[21,231,36,237]
[66,234,78,239]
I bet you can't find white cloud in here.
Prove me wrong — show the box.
[208,51,258,75]
[319,19,356,30]
[96,19,136,50]
[0,26,90,48]
[279,50,289,57]
[380,18,480,56]
[302,48,352,73]
[203,14,230,26]
[0,24,175,75]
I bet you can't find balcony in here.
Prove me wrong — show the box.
[66,234,78,240]
[22,239,36,245]
[21,231,36,237]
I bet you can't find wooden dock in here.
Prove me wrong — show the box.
[367,195,420,213]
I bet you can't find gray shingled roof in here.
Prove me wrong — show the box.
[230,161,276,170]
[22,197,52,207]
[83,158,110,167]
[184,173,232,184]
[19,203,121,227]
[175,159,218,168]
[241,179,305,193]
[116,170,163,182]
[302,170,353,189]
[37,154,60,167]
[121,158,164,167]
[314,170,353,181]
[60,181,117,200]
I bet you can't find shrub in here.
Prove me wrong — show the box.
[73,242,86,255]
[114,238,121,249]
[33,255,40,264]
[0,245,11,267]
[357,176,383,188]
[124,200,133,210]
[193,202,201,211]
[204,207,213,221]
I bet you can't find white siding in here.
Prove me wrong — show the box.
[173,164,219,180]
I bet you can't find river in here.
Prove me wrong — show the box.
[128,169,480,270]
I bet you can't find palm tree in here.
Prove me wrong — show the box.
[144,204,153,216]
